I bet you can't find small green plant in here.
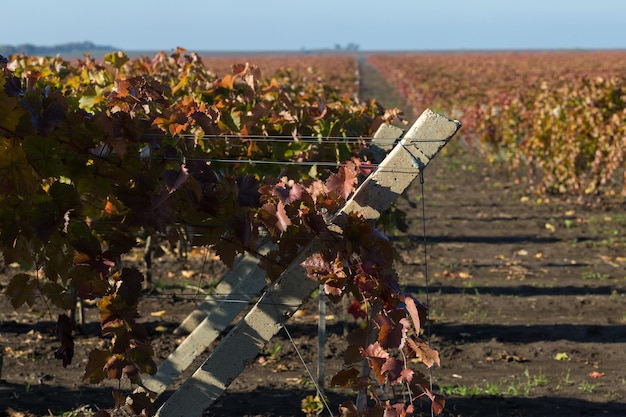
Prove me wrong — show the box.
[579,381,600,393]
[484,381,503,395]
[582,271,611,280]
[604,390,622,400]
[440,384,482,397]
[61,406,94,417]
[262,343,282,362]
[563,369,574,385]
[530,369,549,387]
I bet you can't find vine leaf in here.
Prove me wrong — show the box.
[104,354,129,379]
[381,356,404,384]
[5,273,38,308]
[260,201,291,235]
[431,393,446,415]
[54,314,74,368]
[402,295,424,335]
[83,349,111,383]
[163,163,189,194]
[382,403,406,417]
[363,341,389,385]
[407,337,440,369]
[330,367,361,388]
[338,401,359,417]
[236,175,260,207]
[326,162,359,200]
[374,314,409,350]
[347,298,367,320]
[127,391,155,416]
[42,282,75,310]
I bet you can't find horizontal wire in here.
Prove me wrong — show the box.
[142,133,380,145]
[141,133,448,144]
[74,153,426,174]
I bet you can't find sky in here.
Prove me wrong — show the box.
[2,0,626,52]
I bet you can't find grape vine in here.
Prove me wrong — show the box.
[367,51,626,198]
[1,49,441,416]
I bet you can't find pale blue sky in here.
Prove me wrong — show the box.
[2,0,625,51]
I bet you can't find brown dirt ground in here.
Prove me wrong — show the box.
[1,61,626,417]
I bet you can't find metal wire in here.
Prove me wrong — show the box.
[279,317,336,417]
[419,170,435,417]
[141,133,448,144]
[79,153,429,175]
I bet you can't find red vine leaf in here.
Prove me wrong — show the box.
[127,391,156,416]
[374,314,409,349]
[104,354,128,380]
[343,344,362,365]
[326,162,359,200]
[400,368,414,384]
[163,163,189,194]
[330,368,361,388]
[54,314,74,368]
[407,337,440,369]
[260,201,291,235]
[401,295,424,335]
[348,298,367,320]
[432,393,446,415]
[307,101,327,120]
[363,342,389,385]
[274,182,306,205]
[382,403,405,417]
[381,357,404,384]
[338,401,359,417]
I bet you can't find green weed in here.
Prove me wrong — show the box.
[582,271,612,280]
[579,381,600,393]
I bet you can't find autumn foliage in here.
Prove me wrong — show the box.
[367,51,626,198]
[1,49,439,416]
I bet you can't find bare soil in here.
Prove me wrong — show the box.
[1,61,626,417]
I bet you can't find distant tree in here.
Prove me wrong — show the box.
[334,43,360,51]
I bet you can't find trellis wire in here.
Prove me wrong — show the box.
[141,133,448,144]
[279,317,335,417]
[82,153,431,174]
[419,170,435,417]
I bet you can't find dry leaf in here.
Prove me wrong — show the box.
[150,310,167,317]
[181,270,195,278]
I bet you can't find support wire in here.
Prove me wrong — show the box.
[279,317,335,417]
[419,170,435,417]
